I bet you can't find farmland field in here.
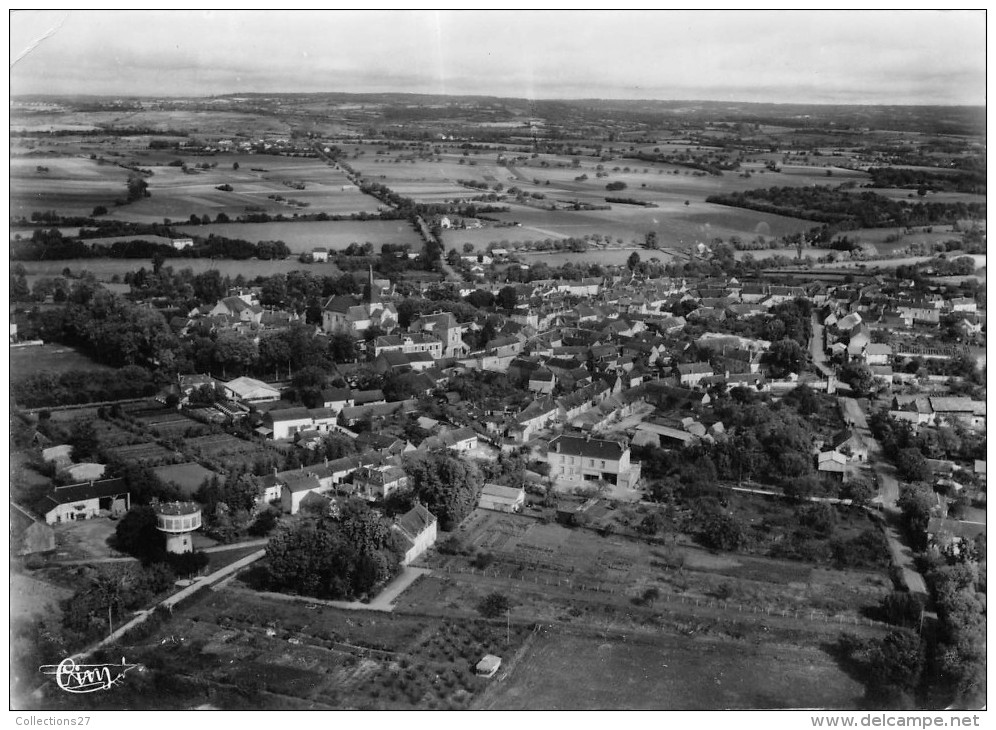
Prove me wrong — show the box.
[410,509,892,622]
[81,587,534,710]
[448,201,814,251]
[514,247,668,268]
[176,219,423,252]
[17,257,339,282]
[104,441,179,464]
[10,156,133,218]
[484,627,865,710]
[10,344,113,376]
[103,155,383,224]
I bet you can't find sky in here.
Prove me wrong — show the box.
[9,10,988,105]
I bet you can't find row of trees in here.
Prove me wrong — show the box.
[707,185,985,229]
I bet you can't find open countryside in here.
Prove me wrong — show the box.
[9,9,985,716]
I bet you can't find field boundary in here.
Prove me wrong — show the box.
[437,562,888,630]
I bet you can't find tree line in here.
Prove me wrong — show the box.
[707,185,985,229]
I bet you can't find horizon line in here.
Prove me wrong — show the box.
[9,91,988,110]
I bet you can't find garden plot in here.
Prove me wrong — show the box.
[105,441,179,464]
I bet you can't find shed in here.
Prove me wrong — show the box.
[475,654,502,678]
[479,483,525,513]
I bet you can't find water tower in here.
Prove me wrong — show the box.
[154,502,202,554]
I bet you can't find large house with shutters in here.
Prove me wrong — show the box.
[546,434,639,489]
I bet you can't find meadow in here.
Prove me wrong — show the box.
[484,627,866,710]
[10,343,113,376]
[176,219,422,253]
[105,155,382,224]
[465,200,814,250]
[18,258,339,282]
[10,156,133,218]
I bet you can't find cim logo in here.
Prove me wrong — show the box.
[40,657,143,694]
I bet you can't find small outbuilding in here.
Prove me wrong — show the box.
[479,483,525,513]
[475,654,502,678]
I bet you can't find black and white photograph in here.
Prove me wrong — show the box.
[8,9,987,719]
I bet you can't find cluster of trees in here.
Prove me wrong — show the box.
[895,256,978,280]
[447,370,531,413]
[640,385,860,503]
[682,297,813,351]
[11,366,157,408]
[869,410,985,480]
[41,285,178,369]
[11,233,295,263]
[707,185,985,229]
[922,557,986,706]
[872,411,984,466]
[866,167,986,195]
[259,500,403,600]
[401,451,484,530]
[834,630,926,708]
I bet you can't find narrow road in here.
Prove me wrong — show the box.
[838,396,929,597]
[809,312,835,379]
[68,549,267,662]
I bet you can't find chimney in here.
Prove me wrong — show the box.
[556,441,561,453]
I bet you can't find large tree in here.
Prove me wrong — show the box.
[261,501,403,600]
[402,451,483,530]
[764,338,807,378]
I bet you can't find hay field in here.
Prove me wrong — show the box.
[176,219,422,252]
[10,156,133,217]
[104,157,382,224]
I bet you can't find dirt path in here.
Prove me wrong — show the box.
[838,397,929,597]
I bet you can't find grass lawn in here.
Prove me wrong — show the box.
[10,156,132,218]
[10,344,113,377]
[175,219,422,253]
[484,627,865,710]
[18,257,342,282]
[152,463,223,498]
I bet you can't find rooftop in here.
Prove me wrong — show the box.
[155,501,201,516]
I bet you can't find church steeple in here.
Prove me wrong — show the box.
[365,264,380,304]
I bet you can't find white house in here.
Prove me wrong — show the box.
[677,362,713,388]
[222,376,280,404]
[547,434,638,489]
[479,484,525,513]
[392,503,438,565]
[266,407,339,440]
[353,464,408,501]
[279,473,328,514]
[35,479,130,525]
